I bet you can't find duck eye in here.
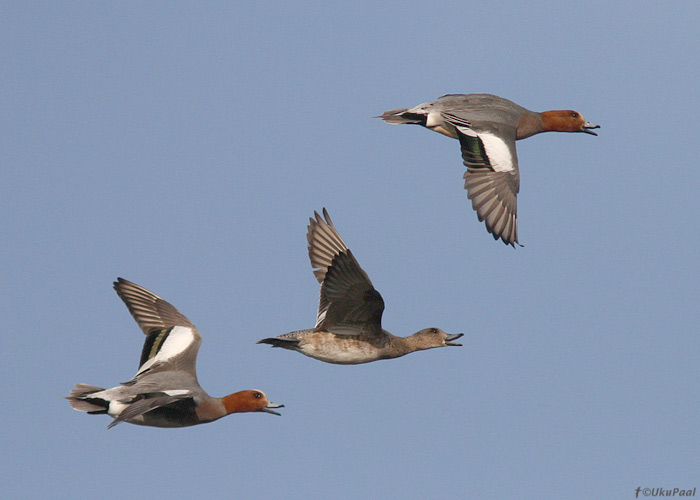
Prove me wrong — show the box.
[570,112,579,118]
[431,328,438,334]
[254,392,262,398]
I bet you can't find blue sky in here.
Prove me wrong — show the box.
[2,2,699,499]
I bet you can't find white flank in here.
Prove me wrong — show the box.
[477,132,515,172]
[108,400,128,418]
[425,109,445,129]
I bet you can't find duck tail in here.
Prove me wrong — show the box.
[377,108,426,126]
[65,384,109,414]
[257,337,300,349]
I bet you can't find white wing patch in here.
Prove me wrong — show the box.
[453,125,515,173]
[135,325,196,376]
[162,389,191,397]
[153,326,196,361]
[476,132,515,173]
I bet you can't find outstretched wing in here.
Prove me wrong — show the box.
[114,278,202,380]
[443,112,520,246]
[306,209,384,336]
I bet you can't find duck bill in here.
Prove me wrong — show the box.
[582,122,600,135]
[445,333,464,346]
[261,403,284,416]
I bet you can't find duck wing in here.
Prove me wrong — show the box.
[307,209,385,336]
[107,390,193,429]
[114,278,202,381]
[443,112,520,247]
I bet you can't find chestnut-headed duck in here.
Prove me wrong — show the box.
[257,209,463,364]
[380,93,600,246]
[66,278,282,428]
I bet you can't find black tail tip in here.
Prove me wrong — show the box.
[256,337,299,348]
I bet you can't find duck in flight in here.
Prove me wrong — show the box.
[380,93,599,246]
[257,209,463,364]
[67,278,283,428]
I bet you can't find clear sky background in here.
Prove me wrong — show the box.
[2,2,699,499]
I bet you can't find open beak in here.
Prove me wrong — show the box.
[445,333,464,346]
[582,121,600,136]
[261,402,284,416]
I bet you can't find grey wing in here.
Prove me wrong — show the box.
[443,113,520,246]
[114,278,197,333]
[307,209,384,335]
[307,209,352,284]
